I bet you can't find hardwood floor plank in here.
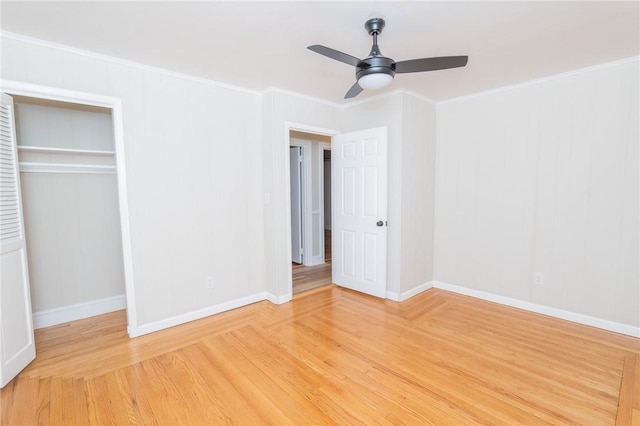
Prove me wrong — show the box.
[180,342,268,425]
[129,360,180,424]
[199,337,293,424]
[119,366,158,425]
[616,355,640,426]
[2,286,639,425]
[49,378,88,425]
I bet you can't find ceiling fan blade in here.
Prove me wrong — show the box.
[344,82,363,99]
[394,56,468,74]
[308,45,361,67]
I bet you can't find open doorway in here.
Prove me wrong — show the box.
[288,129,333,295]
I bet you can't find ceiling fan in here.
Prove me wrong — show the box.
[308,18,468,99]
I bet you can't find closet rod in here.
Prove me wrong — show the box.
[18,162,116,175]
[18,146,115,156]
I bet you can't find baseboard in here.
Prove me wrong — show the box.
[433,281,640,338]
[132,292,267,337]
[265,292,292,304]
[33,295,127,329]
[387,281,434,302]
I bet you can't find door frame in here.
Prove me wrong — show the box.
[288,140,311,266]
[320,142,331,263]
[0,79,139,337]
[284,122,339,298]
[288,145,305,264]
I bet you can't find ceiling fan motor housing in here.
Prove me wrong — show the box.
[356,56,396,80]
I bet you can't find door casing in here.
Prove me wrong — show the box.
[284,123,388,300]
[0,80,139,337]
[284,123,340,299]
[289,146,304,264]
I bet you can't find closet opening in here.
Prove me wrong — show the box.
[12,95,128,331]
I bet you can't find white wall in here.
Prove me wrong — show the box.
[342,92,437,298]
[14,99,125,316]
[436,59,639,327]
[1,35,265,330]
[400,95,437,294]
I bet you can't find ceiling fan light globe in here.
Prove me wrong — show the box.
[358,73,393,90]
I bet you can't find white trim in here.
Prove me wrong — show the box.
[1,31,260,97]
[265,292,292,305]
[387,281,434,302]
[263,87,342,109]
[18,146,115,156]
[439,56,640,105]
[110,99,138,337]
[2,79,116,109]
[285,122,341,138]
[132,292,267,337]
[262,87,437,109]
[400,89,438,106]
[342,89,406,109]
[433,281,640,338]
[1,80,139,337]
[386,291,401,302]
[19,162,116,174]
[343,88,438,109]
[33,295,126,329]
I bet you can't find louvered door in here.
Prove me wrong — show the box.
[0,93,35,387]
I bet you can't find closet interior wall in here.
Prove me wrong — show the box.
[13,97,125,328]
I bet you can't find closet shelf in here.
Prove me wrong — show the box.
[18,146,115,156]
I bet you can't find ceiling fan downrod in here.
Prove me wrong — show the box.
[365,18,384,57]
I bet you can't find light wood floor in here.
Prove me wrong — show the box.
[2,287,639,425]
[292,262,332,294]
[292,229,332,294]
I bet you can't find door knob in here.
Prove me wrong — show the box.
[376,221,384,227]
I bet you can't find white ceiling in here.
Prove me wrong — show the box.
[1,1,638,103]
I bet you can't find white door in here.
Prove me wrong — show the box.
[289,146,303,264]
[0,93,36,387]
[332,127,387,298]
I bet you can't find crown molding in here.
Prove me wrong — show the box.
[1,31,262,97]
[439,56,640,105]
[261,86,343,109]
